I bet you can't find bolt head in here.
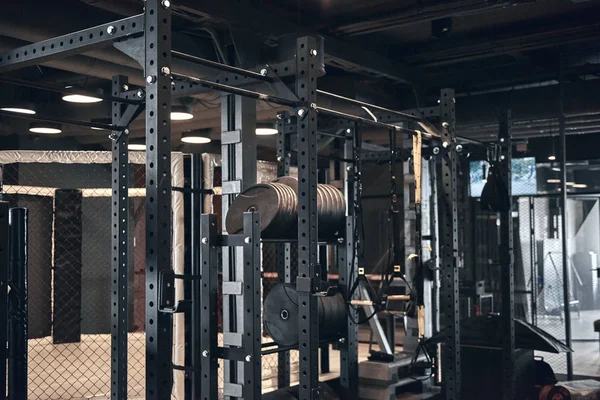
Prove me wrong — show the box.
[107,26,116,35]
[245,355,252,362]
[244,237,251,244]
[297,108,306,117]
[310,103,317,110]
[137,90,145,98]
[337,237,344,244]
[500,155,506,161]
[500,137,505,142]
[339,337,346,344]
[124,129,130,135]
[346,128,351,134]
[276,156,283,162]
[201,237,208,244]
[437,99,441,104]
[161,66,171,76]
[202,350,209,358]
[122,84,129,91]
[456,144,463,152]
[146,75,156,84]
[260,68,268,76]
[442,141,450,148]
[286,152,292,158]
[310,49,318,57]
[433,147,440,155]
[346,166,352,171]
[442,121,450,128]
[161,0,171,8]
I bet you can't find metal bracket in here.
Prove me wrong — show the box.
[158,270,192,313]
[221,129,242,145]
[114,36,145,68]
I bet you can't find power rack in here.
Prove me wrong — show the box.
[0,2,478,399]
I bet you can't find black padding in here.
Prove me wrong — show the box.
[480,165,510,212]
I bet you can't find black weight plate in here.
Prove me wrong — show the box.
[320,184,342,236]
[271,183,296,230]
[279,183,299,232]
[225,184,279,234]
[263,284,300,346]
[273,176,298,193]
[323,184,346,234]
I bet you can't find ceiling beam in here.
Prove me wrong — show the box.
[173,0,423,85]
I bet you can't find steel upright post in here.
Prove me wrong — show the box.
[437,88,461,399]
[111,75,129,400]
[221,91,257,399]
[8,207,28,399]
[276,114,292,388]
[498,109,515,400]
[242,212,262,399]
[296,36,321,400]
[191,154,204,398]
[338,126,359,400]
[0,201,8,400]
[199,214,218,399]
[144,1,174,398]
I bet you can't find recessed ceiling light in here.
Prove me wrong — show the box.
[256,121,278,136]
[171,105,194,121]
[62,94,103,103]
[29,122,62,134]
[548,155,556,161]
[181,129,211,144]
[0,102,37,115]
[573,183,588,189]
[547,179,561,184]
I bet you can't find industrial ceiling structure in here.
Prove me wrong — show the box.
[0,0,599,159]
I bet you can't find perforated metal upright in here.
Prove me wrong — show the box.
[0,201,8,400]
[437,88,461,400]
[338,127,359,399]
[498,109,515,399]
[276,113,292,388]
[144,1,174,398]
[295,36,321,400]
[220,87,257,399]
[111,75,129,400]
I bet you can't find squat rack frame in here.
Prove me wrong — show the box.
[0,1,464,399]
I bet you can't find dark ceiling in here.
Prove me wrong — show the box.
[0,0,599,157]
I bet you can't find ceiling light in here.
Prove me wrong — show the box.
[182,129,211,144]
[548,155,556,161]
[62,94,103,103]
[0,102,36,115]
[29,122,62,134]
[128,139,146,151]
[256,122,278,136]
[171,105,194,121]
[90,117,112,131]
[547,179,561,184]
[573,183,588,189]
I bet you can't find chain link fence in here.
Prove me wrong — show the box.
[469,193,570,376]
[0,154,148,399]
